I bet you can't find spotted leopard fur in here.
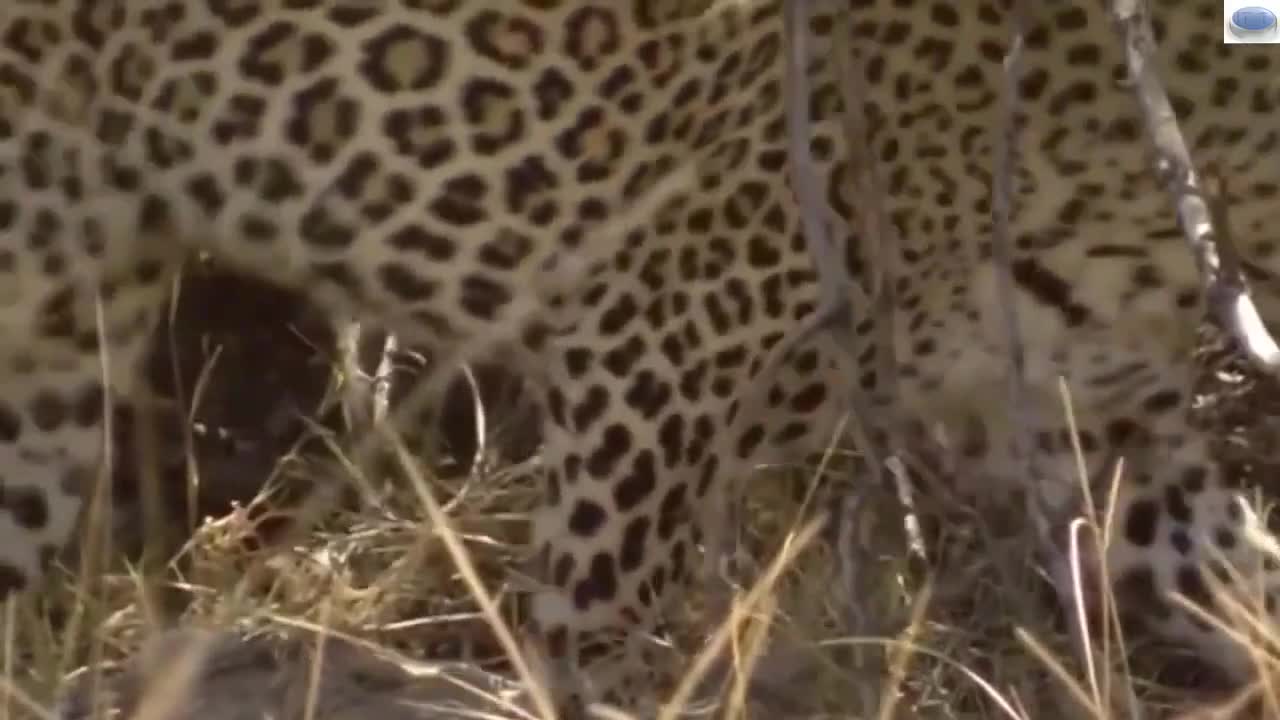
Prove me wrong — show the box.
[2,0,1279,709]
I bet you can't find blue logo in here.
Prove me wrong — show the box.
[1229,6,1278,39]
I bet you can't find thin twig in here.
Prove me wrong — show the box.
[992,0,1113,689]
[782,0,858,348]
[988,0,1039,520]
[1110,0,1280,370]
[991,0,1076,642]
[831,6,899,413]
[991,0,1049,535]
[825,0,933,641]
[781,9,927,715]
[828,1,924,565]
[780,2,904,484]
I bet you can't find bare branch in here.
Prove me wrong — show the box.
[782,0,860,350]
[991,1,1045,510]
[831,6,900,414]
[1110,0,1280,370]
[780,13,939,700]
[779,0,901,432]
[993,0,1111,681]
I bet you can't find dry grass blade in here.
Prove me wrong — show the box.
[655,517,823,720]
[1016,628,1106,718]
[126,637,212,720]
[0,679,53,720]
[385,429,557,720]
[817,632,1027,720]
[875,579,933,720]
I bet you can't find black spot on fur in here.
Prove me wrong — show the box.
[1124,498,1158,547]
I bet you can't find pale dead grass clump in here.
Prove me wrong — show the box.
[1,436,546,720]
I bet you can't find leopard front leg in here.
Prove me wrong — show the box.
[527,337,728,710]
[524,281,853,710]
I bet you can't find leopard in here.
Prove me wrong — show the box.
[3,0,1280,710]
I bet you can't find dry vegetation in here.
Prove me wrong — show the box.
[2,320,1279,720]
[6,1,1280,719]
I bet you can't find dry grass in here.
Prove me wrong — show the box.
[0,320,1278,720]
